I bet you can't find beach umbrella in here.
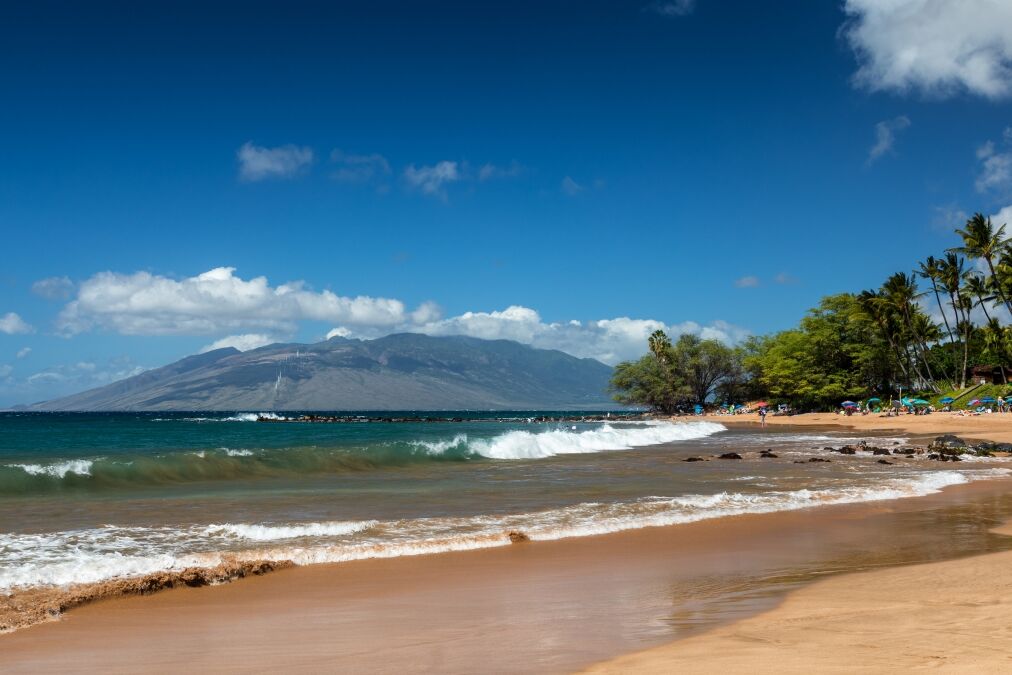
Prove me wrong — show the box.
[866,397,882,403]
[841,401,858,408]
[967,399,980,406]
[980,396,997,403]
[754,401,769,408]
[900,397,913,406]
[910,399,930,406]
[939,397,955,404]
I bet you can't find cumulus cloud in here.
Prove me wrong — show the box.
[200,334,277,353]
[735,276,760,288]
[992,204,1012,228]
[561,176,584,196]
[646,0,696,17]
[16,347,31,359]
[56,267,415,336]
[843,0,1012,99]
[868,115,911,163]
[774,272,799,285]
[31,276,74,300]
[403,161,460,198]
[976,133,1012,195]
[330,149,391,183]
[410,305,748,365]
[326,326,352,340]
[0,313,33,335]
[237,142,314,181]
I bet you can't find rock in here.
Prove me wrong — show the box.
[871,448,891,455]
[759,450,778,458]
[683,457,705,462]
[931,434,966,449]
[877,459,893,465]
[808,457,831,463]
[718,452,743,460]
[834,446,857,455]
[507,531,530,543]
[893,448,916,455]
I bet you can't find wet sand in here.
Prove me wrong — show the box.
[3,479,1012,673]
[583,520,1012,674]
[706,409,1012,443]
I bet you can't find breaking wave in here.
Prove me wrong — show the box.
[3,467,1007,592]
[0,422,725,493]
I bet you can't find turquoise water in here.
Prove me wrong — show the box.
[1,411,1010,592]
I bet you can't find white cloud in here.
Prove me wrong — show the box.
[976,135,1012,194]
[0,312,33,335]
[992,204,1012,228]
[237,142,314,181]
[326,326,352,340]
[735,276,760,288]
[16,347,31,359]
[774,273,798,285]
[200,334,276,353]
[478,161,525,181]
[561,176,584,196]
[56,267,415,336]
[410,305,748,365]
[646,0,696,17]
[0,364,11,379]
[330,150,391,183]
[868,115,911,163]
[843,0,1012,99]
[403,161,460,198]
[31,276,74,300]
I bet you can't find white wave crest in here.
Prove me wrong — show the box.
[7,459,95,478]
[469,421,726,459]
[409,434,470,454]
[203,520,377,541]
[220,412,287,422]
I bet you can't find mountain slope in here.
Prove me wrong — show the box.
[32,334,615,410]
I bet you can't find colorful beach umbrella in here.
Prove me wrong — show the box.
[754,401,769,408]
[967,399,980,406]
[841,401,858,408]
[939,397,955,404]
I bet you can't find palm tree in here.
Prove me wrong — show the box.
[964,273,996,323]
[648,330,671,364]
[917,255,957,386]
[857,289,912,387]
[882,272,937,390]
[939,253,970,388]
[950,214,1012,315]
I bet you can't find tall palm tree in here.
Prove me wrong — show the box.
[950,214,1012,315]
[939,253,970,388]
[964,273,996,324]
[917,255,957,386]
[882,272,937,390]
[857,290,911,385]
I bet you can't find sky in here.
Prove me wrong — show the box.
[2,0,1012,406]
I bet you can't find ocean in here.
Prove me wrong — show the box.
[1,411,1010,594]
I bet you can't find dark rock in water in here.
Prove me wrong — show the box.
[893,448,916,455]
[997,443,1012,452]
[718,452,743,460]
[759,450,778,458]
[877,459,893,465]
[683,457,705,462]
[808,457,831,463]
[834,446,857,455]
[823,447,835,451]
[893,441,901,445]
[507,531,530,543]
[931,434,966,449]
[871,448,891,455]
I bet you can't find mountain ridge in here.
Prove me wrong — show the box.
[28,334,616,411]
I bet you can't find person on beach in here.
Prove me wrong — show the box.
[759,406,767,428]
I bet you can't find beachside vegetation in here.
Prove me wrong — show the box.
[611,213,1012,411]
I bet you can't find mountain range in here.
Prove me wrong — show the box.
[29,333,615,411]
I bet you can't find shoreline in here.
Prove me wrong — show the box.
[701,409,1012,443]
[582,516,1012,674]
[3,474,1012,672]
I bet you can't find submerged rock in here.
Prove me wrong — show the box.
[683,456,706,462]
[876,459,893,465]
[807,457,831,463]
[759,450,778,458]
[718,452,743,460]
[507,531,530,544]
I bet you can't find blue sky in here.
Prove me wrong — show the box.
[2,0,1012,405]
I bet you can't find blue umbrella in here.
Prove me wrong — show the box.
[939,397,955,404]
[981,396,997,403]
[841,401,858,408]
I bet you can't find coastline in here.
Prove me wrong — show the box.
[582,517,1012,674]
[3,474,1012,672]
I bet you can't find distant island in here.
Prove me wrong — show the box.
[25,333,615,411]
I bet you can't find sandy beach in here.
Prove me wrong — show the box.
[705,409,1012,443]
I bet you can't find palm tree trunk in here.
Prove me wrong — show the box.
[931,282,958,387]
[985,256,1012,316]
